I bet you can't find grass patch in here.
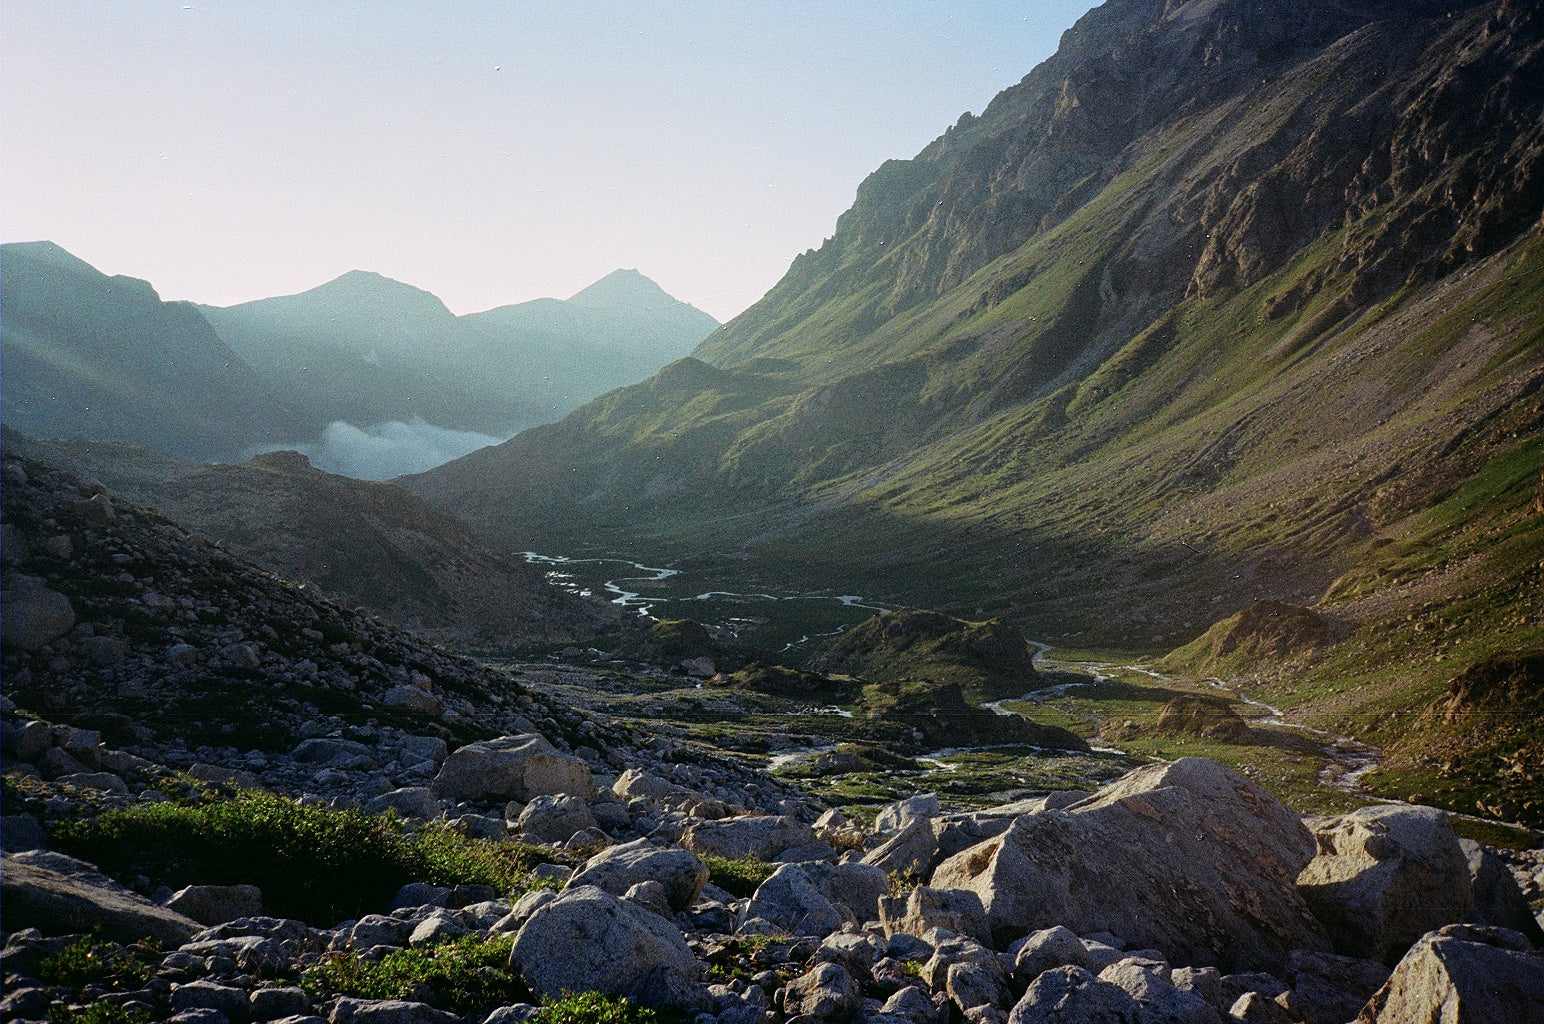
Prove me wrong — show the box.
[703,855,777,898]
[52,791,558,924]
[49,1006,151,1024]
[539,991,686,1024]
[302,935,520,1014]
[39,935,158,990]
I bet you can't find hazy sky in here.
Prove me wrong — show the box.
[3,2,1094,322]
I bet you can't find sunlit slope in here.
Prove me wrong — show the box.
[405,0,1543,650]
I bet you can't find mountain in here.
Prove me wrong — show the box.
[404,0,1544,821]
[200,267,718,436]
[3,430,628,650]
[0,242,294,459]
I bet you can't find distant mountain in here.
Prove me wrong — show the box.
[200,267,718,436]
[404,0,1544,823]
[0,242,294,459]
[5,430,629,650]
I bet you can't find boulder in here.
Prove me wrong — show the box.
[509,885,704,1010]
[1227,993,1295,1024]
[931,758,1326,970]
[1099,958,1222,1023]
[800,861,889,922]
[1283,949,1390,1024]
[516,794,598,844]
[783,962,862,1020]
[328,998,461,1024]
[382,685,442,715]
[879,886,990,944]
[1297,805,1472,962]
[1,852,199,945]
[364,787,441,821]
[948,961,1012,1013]
[612,767,695,802]
[432,734,596,803]
[741,863,848,936]
[171,980,252,1019]
[1007,966,1140,1024]
[682,814,816,861]
[876,794,941,833]
[864,818,941,879]
[1460,838,1544,944]
[566,838,709,912]
[1354,925,1544,1023]
[1012,926,1089,985]
[165,884,264,926]
[0,577,75,651]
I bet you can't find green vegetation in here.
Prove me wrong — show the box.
[703,855,776,898]
[815,609,1040,703]
[39,935,158,991]
[52,791,559,924]
[49,1006,151,1024]
[538,991,684,1024]
[302,935,520,1015]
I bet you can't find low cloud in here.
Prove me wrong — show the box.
[255,418,507,480]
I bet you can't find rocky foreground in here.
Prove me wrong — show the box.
[4,453,1544,1024]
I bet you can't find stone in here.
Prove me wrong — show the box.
[948,961,1012,1012]
[1283,949,1390,1024]
[249,987,312,1020]
[682,814,817,861]
[1007,966,1140,1024]
[327,999,460,1024]
[166,884,264,925]
[399,735,448,764]
[624,879,672,916]
[567,838,709,912]
[383,685,442,714]
[517,794,598,844]
[783,962,862,1020]
[1228,993,1295,1024]
[613,767,695,802]
[171,980,253,1020]
[350,914,413,949]
[1355,925,1544,1023]
[509,885,704,1010]
[1171,967,1224,1011]
[810,932,879,978]
[876,794,941,833]
[881,986,943,1024]
[800,861,888,922]
[4,718,52,760]
[1099,958,1222,1023]
[1460,838,1544,944]
[1,576,75,651]
[879,886,989,944]
[364,787,441,821]
[864,819,941,880]
[741,863,849,936]
[58,770,129,794]
[932,758,1327,969]
[1013,926,1089,985]
[432,734,596,803]
[408,909,469,947]
[2,851,199,945]
[492,888,557,933]
[1298,805,1472,963]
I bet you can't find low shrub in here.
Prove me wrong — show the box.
[302,935,520,1014]
[702,854,776,898]
[52,791,556,924]
[49,1006,151,1024]
[539,991,675,1024]
[39,935,158,990]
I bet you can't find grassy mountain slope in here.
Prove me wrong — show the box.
[403,0,1543,820]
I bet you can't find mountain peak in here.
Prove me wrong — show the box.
[567,268,682,310]
[306,270,453,318]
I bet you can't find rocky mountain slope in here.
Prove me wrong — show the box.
[0,242,297,460]
[404,0,1544,821]
[3,432,627,652]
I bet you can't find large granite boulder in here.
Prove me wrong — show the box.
[1,576,75,651]
[930,758,1326,970]
[509,885,704,1010]
[741,863,849,936]
[566,838,709,912]
[432,734,596,803]
[1460,838,1544,944]
[681,814,815,861]
[2,851,199,945]
[1297,805,1472,963]
[1354,924,1544,1023]
[1007,966,1140,1024]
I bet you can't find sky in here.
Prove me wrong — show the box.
[3,1,1095,323]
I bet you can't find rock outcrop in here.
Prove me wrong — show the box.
[931,758,1327,969]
